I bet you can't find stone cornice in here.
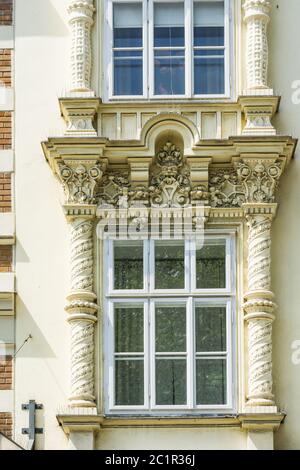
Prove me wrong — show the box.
[56,412,285,434]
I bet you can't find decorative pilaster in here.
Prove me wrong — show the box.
[65,214,98,407]
[68,0,95,93]
[239,155,283,409]
[56,158,104,408]
[243,0,272,94]
[243,205,276,407]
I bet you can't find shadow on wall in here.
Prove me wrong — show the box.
[15,297,55,359]
[15,0,69,37]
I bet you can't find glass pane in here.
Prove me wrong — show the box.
[156,359,186,405]
[196,240,226,289]
[115,359,144,405]
[114,58,143,95]
[196,358,227,405]
[156,305,186,352]
[114,241,144,290]
[155,241,185,289]
[114,3,143,47]
[195,306,226,352]
[194,26,224,47]
[194,55,224,95]
[154,3,184,47]
[155,57,185,95]
[115,306,144,353]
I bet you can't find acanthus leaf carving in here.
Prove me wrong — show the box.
[237,160,282,204]
[58,160,104,205]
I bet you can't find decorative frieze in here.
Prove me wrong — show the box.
[68,0,95,93]
[243,0,272,94]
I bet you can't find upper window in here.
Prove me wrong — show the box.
[105,0,231,99]
[104,235,236,415]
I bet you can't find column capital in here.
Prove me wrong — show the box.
[56,159,105,207]
[236,157,283,204]
[243,0,271,23]
[68,0,95,24]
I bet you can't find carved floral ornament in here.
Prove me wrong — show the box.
[56,144,284,210]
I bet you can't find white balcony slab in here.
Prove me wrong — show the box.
[0,391,13,413]
[0,87,13,111]
[0,150,13,172]
[0,26,13,49]
[0,317,14,343]
[0,213,15,243]
[0,273,15,294]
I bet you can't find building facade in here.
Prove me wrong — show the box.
[0,0,300,450]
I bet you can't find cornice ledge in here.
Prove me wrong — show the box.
[56,412,285,433]
[238,412,285,432]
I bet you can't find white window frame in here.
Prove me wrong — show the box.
[104,0,232,101]
[104,233,236,415]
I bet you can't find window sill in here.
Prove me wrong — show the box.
[56,412,285,433]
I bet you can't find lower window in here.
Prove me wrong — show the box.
[104,237,235,414]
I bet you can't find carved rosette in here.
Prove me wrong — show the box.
[243,0,271,93]
[244,212,276,406]
[68,0,95,92]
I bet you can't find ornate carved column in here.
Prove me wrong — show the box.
[68,0,95,93]
[237,157,283,408]
[243,0,272,94]
[57,159,104,407]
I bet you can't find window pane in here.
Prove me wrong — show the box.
[156,305,186,352]
[113,3,143,95]
[196,240,226,289]
[154,3,184,47]
[115,306,144,353]
[196,358,227,405]
[115,359,144,405]
[194,53,224,95]
[156,359,186,405]
[154,2,185,95]
[155,241,185,289]
[194,1,224,47]
[114,241,144,290]
[114,57,143,96]
[114,3,143,47]
[155,57,185,95]
[195,306,226,352]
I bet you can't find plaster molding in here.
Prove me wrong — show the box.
[68,0,95,93]
[243,0,272,94]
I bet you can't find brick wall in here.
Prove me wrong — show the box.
[0,49,11,87]
[0,355,12,390]
[0,0,13,26]
[0,413,12,438]
[0,112,12,149]
[0,245,12,271]
[0,173,11,212]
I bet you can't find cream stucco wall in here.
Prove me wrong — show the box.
[14,0,70,450]
[12,0,300,450]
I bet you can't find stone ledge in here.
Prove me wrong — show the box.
[57,412,285,434]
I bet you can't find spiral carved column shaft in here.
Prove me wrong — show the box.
[244,212,276,407]
[68,0,95,92]
[243,0,271,92]
[66,216,98,408]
